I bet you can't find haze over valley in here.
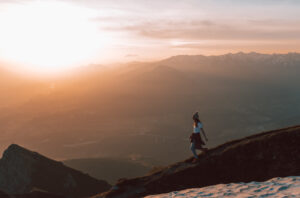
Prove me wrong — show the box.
[1,52,300,165]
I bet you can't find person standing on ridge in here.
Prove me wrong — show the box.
[190,112,208,162]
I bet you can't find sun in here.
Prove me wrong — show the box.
[0,1,109,75]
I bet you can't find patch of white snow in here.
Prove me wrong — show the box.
[145,176,300,198]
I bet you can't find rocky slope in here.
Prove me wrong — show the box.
[0,190,65,198]
[0,144,111,198]
[94,125,300,198]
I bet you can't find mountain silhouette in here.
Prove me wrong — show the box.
[95,125,300,198]
[0,144,111,198]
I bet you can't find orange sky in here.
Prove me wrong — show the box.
[0,0,299,74]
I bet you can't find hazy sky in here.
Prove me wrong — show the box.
[71,0,300,59]
[67,0,300,54]
[0,0,300,72]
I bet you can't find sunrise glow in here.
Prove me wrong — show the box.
[0,1,110,74]
[0,0,300,75]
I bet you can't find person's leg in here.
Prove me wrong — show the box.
[195,143,208,153]
[190,141,199,159]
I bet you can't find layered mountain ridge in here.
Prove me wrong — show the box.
[1,52,300,164]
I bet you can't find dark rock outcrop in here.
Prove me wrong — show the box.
[0,144,111,198]
[0,190,10,198]
[94,125,300,198]
[0,190,65,198]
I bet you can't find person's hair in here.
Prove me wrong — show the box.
[192,112,199,120]
[193,118,200,127]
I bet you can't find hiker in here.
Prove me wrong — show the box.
[190,112,208,161]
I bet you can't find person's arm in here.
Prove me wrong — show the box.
[201,128,208,141]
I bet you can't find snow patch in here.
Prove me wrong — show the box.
[145,176,300,198]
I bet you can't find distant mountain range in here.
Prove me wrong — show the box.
[1,52,300,164]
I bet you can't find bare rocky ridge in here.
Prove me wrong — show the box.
[95,125,300,198]
[0,144,111,198]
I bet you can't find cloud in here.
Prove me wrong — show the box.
[99,19,300,41]
[2,0,299,57]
